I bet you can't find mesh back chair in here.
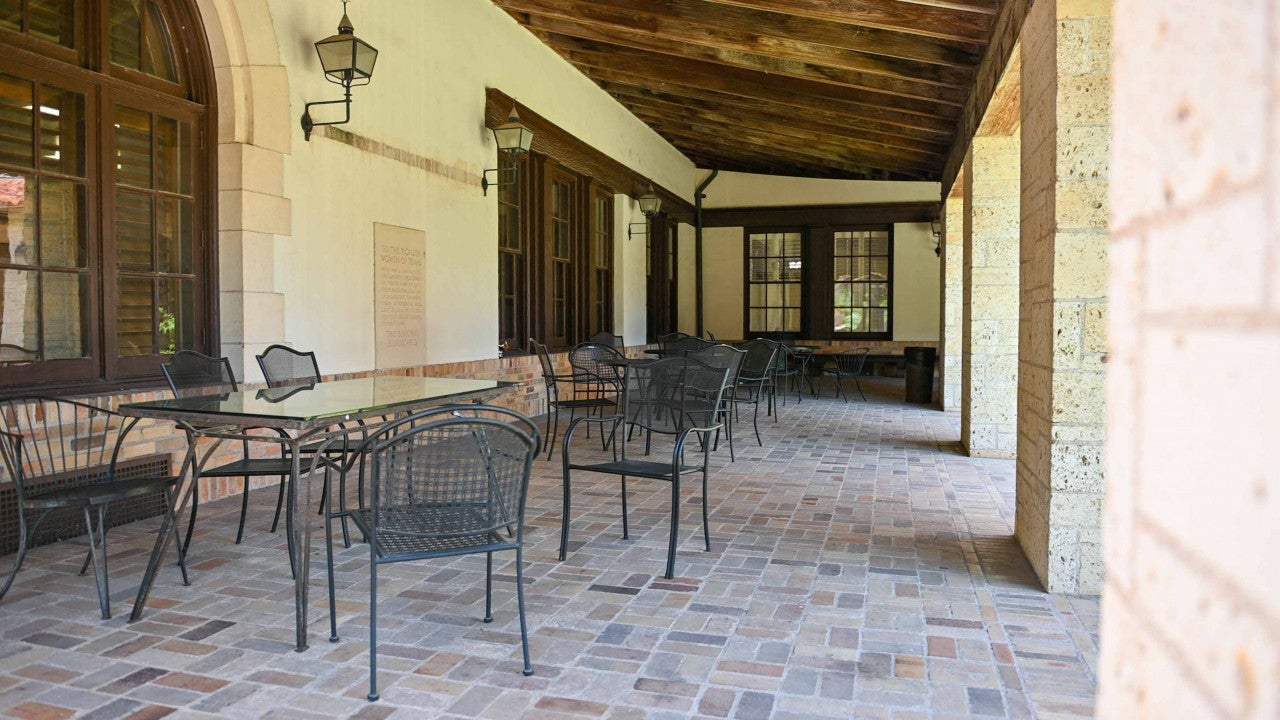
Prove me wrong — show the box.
[561,357,732,579]
[326,407,540,699]
[663,336,716,358]
[656,331,693,347]
[588,331,625,349]
[532,339,616,460]
[823,348,871,401]
[256,344,321,387]
[0,397,188,619]
[687,344,746,461]
[770,342,812,409]
[732,340,779,444]
[163,351,302,575]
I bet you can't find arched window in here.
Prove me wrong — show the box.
[0,0,215,389]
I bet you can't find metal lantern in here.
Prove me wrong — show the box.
[638,184,662,217]
[492,108,534,155]
[301,1,379,141]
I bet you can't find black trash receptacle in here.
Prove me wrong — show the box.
[904,346,937,404]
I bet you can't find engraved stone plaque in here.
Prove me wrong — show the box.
[374,223,427,370]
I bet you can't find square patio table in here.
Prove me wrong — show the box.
[119,375,518,652]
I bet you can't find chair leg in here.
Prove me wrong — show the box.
[752,397,763,446]
[270,475,286,533]
[368,553,379,702]
[484,552,494,623]
[234,476,251,545]
[620,475,629,539]
[835,374,848,402]
[326,494,339,644]
[83,505,110,620]
[545,405,561,462]
[559,461,572,562]
[702,443,712,552]
[516,546,533,677]
[725,410,736,462]
[0,509,39,603]
[854,375,866,401]
[181,483,200,562]
[666,473,680,580]
[162,487,190,587]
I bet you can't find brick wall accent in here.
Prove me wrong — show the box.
[961,139,1020,458]
[1016,0,1110,596]
[1100,0,1280,716]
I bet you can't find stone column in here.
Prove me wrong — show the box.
[940,185,964,412]
[1015,0,1110,595]
[961,137,1020,457]
[1100,1,1280,716]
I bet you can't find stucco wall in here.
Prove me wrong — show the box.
[701,171,939,208]
[256,0,694,376]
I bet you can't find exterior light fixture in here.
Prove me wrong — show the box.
[628,184,663,240]
[482,107,534,195]
[300,0,379,141]
[930,219,943,257]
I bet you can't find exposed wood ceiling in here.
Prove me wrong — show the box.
[494,0,1022,183]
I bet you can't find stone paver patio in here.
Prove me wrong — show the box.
[0,378,1098,719]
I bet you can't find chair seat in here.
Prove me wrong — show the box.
[24,474,178,510]
[554,397,616,410]
[568,459,704,480]
[347,507,515,561]
[198,457,297,477]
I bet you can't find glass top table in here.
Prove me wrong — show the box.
[119,375,519,651]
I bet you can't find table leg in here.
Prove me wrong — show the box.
[287,435,311,652]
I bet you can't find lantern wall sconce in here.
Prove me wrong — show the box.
[482,107,534,195]
[930,219,943,257]
[627,184,663,240]
[300,1,379,141]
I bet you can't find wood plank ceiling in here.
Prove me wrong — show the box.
[492,0,1004,182]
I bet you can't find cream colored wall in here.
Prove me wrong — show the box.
[261,0,694,373]
[702,171,939,208]
[703,228,745,340]
[694,174,942,341]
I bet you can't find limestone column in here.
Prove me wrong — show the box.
[940,183,964,412]
[1015,0,1110,594]
[961,137,1020,457]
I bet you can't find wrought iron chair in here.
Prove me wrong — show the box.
[325,407,540,699]
[0,397,189,619]
[255,344,321,387]
[688,344,745,461]
[770,342,812,410]
[163,351,294,550]
[588,331,625,349]
[823,348,871,401]
[663,336,716,358]
[560,356,731,578]
[732,339,779,444]
[532,339,616,460]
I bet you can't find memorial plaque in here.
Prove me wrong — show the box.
[373,223,427,370]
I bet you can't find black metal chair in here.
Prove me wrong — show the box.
[560,356,731,578]
[325,407,540,700]
[0,397,189,619]
[255,344,321,387]
[770,342,812,409]
[588,331,625,349]
[163,351,295,549]
[663,336,716,358]
[688,344,745,461]
[823,348,870,401]
[732,339,779,444]
[532,339,616,460]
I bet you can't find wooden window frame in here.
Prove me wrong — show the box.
[0,0,217,395]
[829,225,893,341]
[742,226,805,340]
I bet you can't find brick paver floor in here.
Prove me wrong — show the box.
[0,377,1098,719]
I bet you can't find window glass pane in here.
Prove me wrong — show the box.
[785,283,802,306]
[0,172,35,264]
[749,236,766,256]
[0,267,38,357]
[154,116,190,194]
[766,309,782,332]
[155,196,192,274]
[871,283,890,307]
[783,233,801,256]
[834,233,851,256]
[765,283,780,306]
[27,0,74,48]
[38,85,85,177]
[115,106,151,188]
[117,276,153,356]
[767,235,781,256]
[116,189,152,271]
[869,233,890,255]
[111,0,179,83]
[833,308,850,333]
[851,282,870,307]
[867,308,888,333]
[157,277,193,354]
[40,177,85,267]
[784,309,800,332]
[834,282,852,308]
[748,283,763,305]
[0,1,19,32]
[41,270,86,358]
[0,75,35,169]
[870,257,890,280]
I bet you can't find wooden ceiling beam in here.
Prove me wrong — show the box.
[492,0,980,73]
[622,103,943,174]
[583,69,950,145]
[547,35,960,123]
[524,14,968,106]
[602,83,950,158]
[701,0,993,43]
[941,0,1032,190]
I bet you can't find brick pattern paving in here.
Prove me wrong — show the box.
[0,378,1098,719]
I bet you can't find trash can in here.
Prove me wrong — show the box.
[904,346,937,404]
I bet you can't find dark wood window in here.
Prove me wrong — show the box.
[545,170,576,347]
[646,215,678,338]
[589,190,612,337]
[745,229,803,335]
[497,155,524,350]
[833,227,891,336]
[0,0,215,390]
